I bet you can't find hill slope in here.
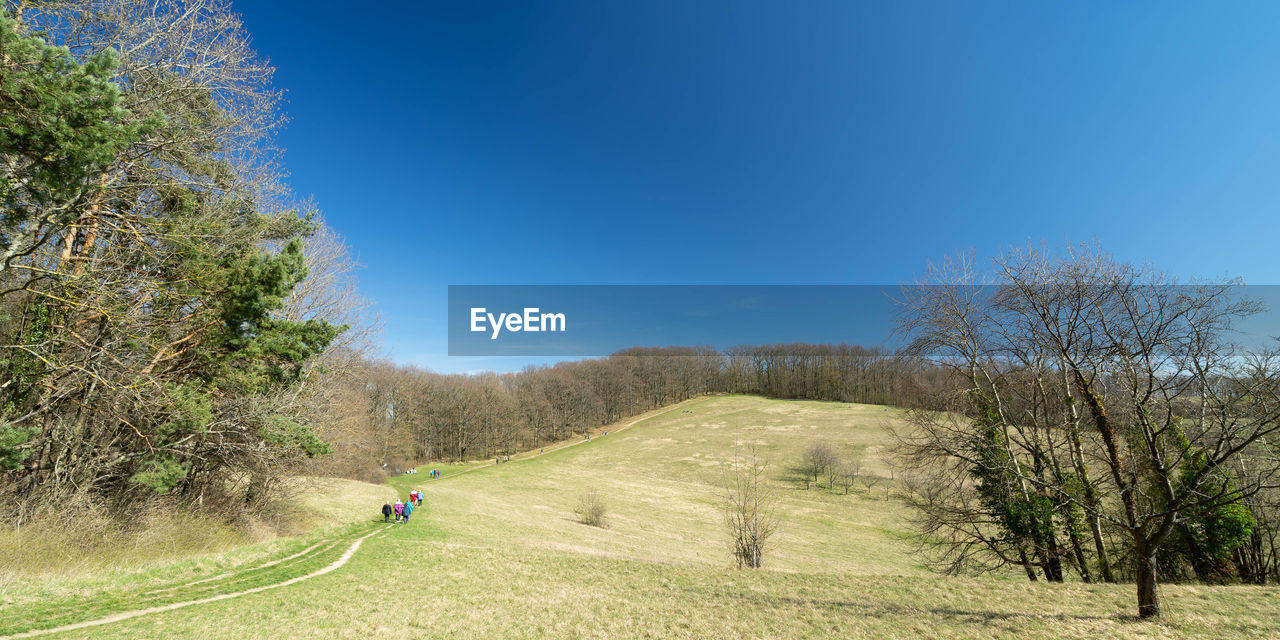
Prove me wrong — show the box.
[7,396,1279,639]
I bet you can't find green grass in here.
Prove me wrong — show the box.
[0,476,396,635]
[5,396,1279,638]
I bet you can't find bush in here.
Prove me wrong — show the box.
[575,488,608,527]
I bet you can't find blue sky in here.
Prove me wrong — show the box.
[236,1,1280,373]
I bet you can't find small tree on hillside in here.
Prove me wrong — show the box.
[799,441,839,490]
[839,459,860,495]
[723,446,778,569]
[857,469,883,495]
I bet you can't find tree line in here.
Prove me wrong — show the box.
[303,344,933,481]
[893,246,1280,616]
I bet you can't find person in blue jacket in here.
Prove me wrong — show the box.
[401,498,414,523]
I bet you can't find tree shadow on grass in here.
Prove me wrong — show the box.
[720,593,1151,626]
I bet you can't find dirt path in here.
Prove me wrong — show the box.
[0,526,390,640]
[140,539,336,597]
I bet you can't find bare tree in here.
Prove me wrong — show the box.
[896,243,1280,618]
[722,445,778,569]
[839,458,859,495]
[797,441,838,490]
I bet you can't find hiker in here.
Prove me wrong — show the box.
[394,499,404,523]
[415,491,423,507]
[381,502,393,523]
[402,499,414,523]
[409,489,418,504]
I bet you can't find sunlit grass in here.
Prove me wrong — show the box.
[6,396,1279,639]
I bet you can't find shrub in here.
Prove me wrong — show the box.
[575,488,608,527]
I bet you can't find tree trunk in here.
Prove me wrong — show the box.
[1019,548,1038,581]
[1067,527,1093,583]
[1044,531,1065,582]
[1135,552,1161,618]
[1090,516,1116,582]
[1179,523,1222,584]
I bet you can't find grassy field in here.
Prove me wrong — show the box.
[4,395,1279,639]
[0,476,395,634]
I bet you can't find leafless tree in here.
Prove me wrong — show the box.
[896,243,1280,618]
[797,441,839,490]
[722,445,777,569]
[839,458,859,495]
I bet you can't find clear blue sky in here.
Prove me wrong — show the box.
[236,1,1280,373]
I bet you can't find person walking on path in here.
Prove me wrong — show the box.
[381,502,393,523]
[415,490,423,507]
[402,499,414,524]
[394,499,404,523]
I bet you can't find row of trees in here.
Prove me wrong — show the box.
[893,246,1280,617]
[795,441,884,495]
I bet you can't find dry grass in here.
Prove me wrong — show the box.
[7,396,1280,639]
[0,476,395,611]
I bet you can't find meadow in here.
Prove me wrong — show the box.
[2,395,1277,639]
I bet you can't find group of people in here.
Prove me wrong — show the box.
[381,489,425,524]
